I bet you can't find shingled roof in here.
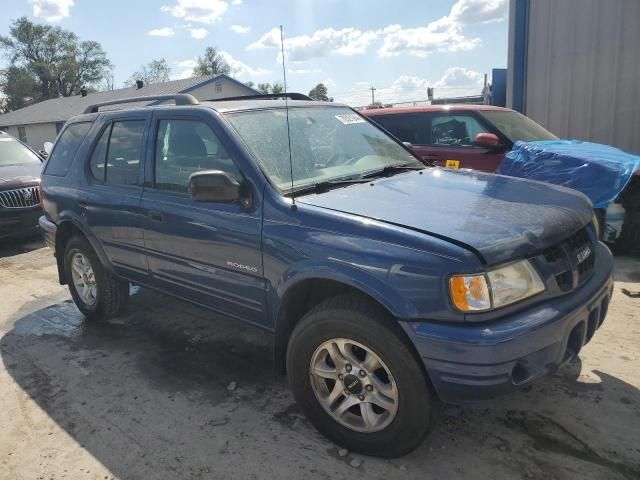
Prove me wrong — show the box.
[0,74,256,127]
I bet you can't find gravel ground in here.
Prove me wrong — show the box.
[0,238,639,480]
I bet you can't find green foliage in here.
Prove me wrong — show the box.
[257,82,285,94]
[126,59,171,87]
[193,47,231,77]
[0,17,112,111]
[308,83,332,101]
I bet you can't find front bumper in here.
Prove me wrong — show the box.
[401,241,614,404]
[0,207,41,240]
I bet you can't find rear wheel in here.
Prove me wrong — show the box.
[287,294,435,457]
[64,236,129,320]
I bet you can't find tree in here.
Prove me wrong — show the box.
[244,81,254,88]
[126,59,171,86]
[308,83,333,101]
[0,17,112,110]
[257,82,285,94]
[193,47,231,77]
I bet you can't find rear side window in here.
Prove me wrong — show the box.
[89,120,145,186]
[44,122,91,176]
[372,113,430,145]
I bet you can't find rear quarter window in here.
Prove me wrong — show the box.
[44,122,92,177]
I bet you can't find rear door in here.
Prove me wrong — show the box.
[140,111,266,323]
[421,112,505,172]
[83,113,150,283]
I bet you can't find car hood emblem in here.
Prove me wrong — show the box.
[576,245,591,264]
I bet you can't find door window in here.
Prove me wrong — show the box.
[429,115,488,147]
[89,120,145,185]
[154,119,240,193]
[372,113,430,145]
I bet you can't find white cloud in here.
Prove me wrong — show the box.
[378,0,506,57]
[161,0,228,24]
[30,0,74,22]
[173,53,269,80]
[289,68,321,74]
[219,51,271,77]
[248,27,379,62]
[333,68,485,106]
[148,27,175,37]
[230,25,251,34]
[231,0,242,4]
[450,0,507,24]
[189,28,208,39]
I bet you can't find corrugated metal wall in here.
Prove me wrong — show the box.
[509,0,640,153]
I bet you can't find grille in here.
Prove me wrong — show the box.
[0,186,40,209]
[542,226,595,292]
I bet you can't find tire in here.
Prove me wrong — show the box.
[63,236,129,320]
[286,294,435,458]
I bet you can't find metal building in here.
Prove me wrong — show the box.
[507,0,640,153]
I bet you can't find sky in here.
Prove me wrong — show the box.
[0,0,509,106]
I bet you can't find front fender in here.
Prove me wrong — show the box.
[272,259,415,323]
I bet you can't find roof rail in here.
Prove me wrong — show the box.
[206,93,313,102]
[83,94,199,114]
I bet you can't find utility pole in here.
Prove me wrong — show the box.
[370,86,376,106]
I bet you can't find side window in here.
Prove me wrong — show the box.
[44,122,91,176]
[89,120,145,186]
[373,113,430,145]
[154,119,240,193]
[429,115,488,147]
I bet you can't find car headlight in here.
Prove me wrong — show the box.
[450,260,545,312]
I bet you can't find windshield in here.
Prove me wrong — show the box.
[0,136,42,166]
[225,106,422,193]
[481,110,558,143]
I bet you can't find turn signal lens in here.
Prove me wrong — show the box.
[449,274,491,312]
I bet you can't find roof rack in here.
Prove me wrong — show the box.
[206,92,313,102]
[83,94,199,114]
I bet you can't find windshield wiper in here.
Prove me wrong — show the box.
[362,163,426,179]
[289,177,372,196]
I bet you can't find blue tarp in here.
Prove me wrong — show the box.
[497,140,640,209]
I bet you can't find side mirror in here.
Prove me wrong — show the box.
[473,132,501,149]
[189,170,242,203]
[43,141,53,155]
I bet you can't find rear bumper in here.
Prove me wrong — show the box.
[38,215,57,250]
[0,207,41,240]
[402,242,614,403]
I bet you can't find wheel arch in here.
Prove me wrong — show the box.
[272,271,415,376]
[54,214,112,284]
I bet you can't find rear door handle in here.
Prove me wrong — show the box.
[148,210,164,222]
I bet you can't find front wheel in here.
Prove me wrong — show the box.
[287,294,435,457]
[64,236,129,320]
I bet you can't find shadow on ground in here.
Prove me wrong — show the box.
[2,288,640,479]
[0,235,44,258]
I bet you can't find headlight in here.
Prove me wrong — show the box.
[450,260,545,312]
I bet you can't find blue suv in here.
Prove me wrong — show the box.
[39,93,614,457]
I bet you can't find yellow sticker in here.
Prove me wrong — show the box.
[445,159,460,170]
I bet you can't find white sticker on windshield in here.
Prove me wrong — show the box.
[335,114,365,125]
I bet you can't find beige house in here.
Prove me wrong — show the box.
[0,74,258,150]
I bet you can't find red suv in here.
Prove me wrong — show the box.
[363,105,558,172]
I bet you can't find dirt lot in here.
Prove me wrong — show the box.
[0,239,638,480]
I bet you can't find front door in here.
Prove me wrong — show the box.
[418,112,506,172]
[140,114,266,324]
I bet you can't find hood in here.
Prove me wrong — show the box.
[298,168,593,265]
[0,163,42,190]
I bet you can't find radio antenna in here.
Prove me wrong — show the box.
[280,25,296,207]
